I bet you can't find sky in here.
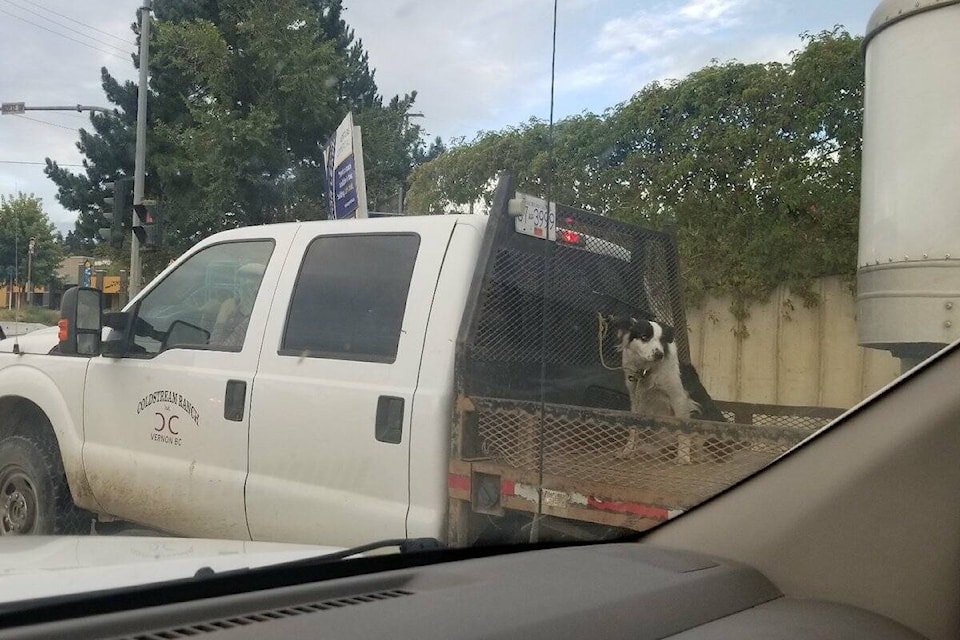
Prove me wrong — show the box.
[0,0,879,235]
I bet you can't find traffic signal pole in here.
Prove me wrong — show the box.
[0,104,112,115]
[130,0,152,298]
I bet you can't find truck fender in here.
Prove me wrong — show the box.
[0,364,101,512]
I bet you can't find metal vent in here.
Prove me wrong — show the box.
[120,589,414,640]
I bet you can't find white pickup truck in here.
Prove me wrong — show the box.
[0,177,831,546]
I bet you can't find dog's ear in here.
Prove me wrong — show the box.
[606,314,632,334]
[661,323,675,344]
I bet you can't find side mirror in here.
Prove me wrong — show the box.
[101,311,133,357]
[58,287,103,356]
[163,320,210,350]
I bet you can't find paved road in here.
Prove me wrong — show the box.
[91,521,168,537]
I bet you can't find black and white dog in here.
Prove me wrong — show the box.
[607,315,703,458]
[609,315,700,420]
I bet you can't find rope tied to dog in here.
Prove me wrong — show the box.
[597,313,622,372]
[597,313,648,396]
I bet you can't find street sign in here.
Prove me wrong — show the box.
[1,102,25,115]
[323,112,368,220]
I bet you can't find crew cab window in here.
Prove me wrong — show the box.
[281,234,420,363]
[132,240,275,355]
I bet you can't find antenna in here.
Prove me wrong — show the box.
[530,0,559,545]
[13,230,20,355]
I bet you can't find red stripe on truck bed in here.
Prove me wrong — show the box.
[586,497,669,520]
[449,473,672,522]
[448,473,470,493]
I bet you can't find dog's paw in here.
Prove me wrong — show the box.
[614,447,635,460]
[615,428,640,459]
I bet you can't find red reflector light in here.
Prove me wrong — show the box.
[558,229,584,246]
[57,319,69,342]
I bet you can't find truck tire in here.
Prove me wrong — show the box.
[0,435,89,535]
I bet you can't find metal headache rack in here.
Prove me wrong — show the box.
[464,195,688,375]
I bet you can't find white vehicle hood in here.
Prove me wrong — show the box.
[0,326,59,354]
[0,536,342,605]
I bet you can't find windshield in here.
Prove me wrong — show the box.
[0,0,952,600]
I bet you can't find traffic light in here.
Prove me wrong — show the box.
[133,200,162,250]
[98,177,132,248]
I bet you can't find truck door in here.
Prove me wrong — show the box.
[245,219,456,546]
[82,235,287,538]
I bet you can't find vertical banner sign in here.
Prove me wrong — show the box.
[323,112,369,219]
[324,136,337,219]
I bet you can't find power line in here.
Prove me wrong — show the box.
[0,0,135,54]
[44,111,90,120]
[11,114,80,132]
[0,160,83,166]
[0,7,131,61]
[16,0,136,47]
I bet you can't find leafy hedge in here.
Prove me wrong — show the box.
[407,29,864,325]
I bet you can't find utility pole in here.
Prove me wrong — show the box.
[397,112,424,214]
[26,237,35,307]
[130,0,152,298]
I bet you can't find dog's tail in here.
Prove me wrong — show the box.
[680,363,725,422]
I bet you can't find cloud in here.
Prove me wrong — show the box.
[0,0,141,233]
[345,1,555,142]
[679,0,742,21]
[0,0,875,236]
[554,0,807,112]
[597,0,749,59]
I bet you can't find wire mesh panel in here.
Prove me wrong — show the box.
[468,205,688,368]
[472,397,807,509]
[716,401,843,432]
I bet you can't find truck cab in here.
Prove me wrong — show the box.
[2,214,487,544]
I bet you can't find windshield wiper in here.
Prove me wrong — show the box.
[296,537,446,564]
[186,538,448,580]
[190,537,446,579]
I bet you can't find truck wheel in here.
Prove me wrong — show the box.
[0,435,88,535]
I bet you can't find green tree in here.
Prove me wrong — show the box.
[0,194,66,289]
[406,113,618,215]
[407,29,863,319]
[46,0,425,252]
[614,28,863,316]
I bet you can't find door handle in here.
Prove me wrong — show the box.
[375,396,404,444]
[224,380,247,422]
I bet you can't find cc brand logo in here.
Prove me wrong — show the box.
[154,413,180,435]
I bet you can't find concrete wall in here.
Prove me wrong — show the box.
[686,276,901,410]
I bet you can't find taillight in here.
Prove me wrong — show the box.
[58,319,69,342]
[558,229,585,246]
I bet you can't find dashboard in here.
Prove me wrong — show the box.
[3,542,921,639]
